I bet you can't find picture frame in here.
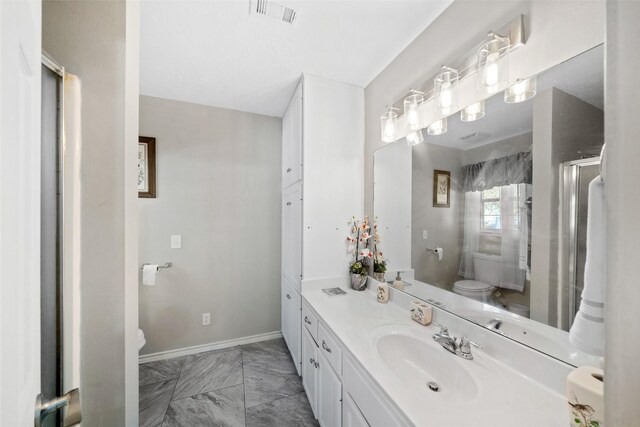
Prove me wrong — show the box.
[433,169,450,208]
[138,136,156,198]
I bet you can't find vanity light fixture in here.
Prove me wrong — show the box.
[477,32,511,95]
[427,118,447,136]
[434,66,459,115]
[406,129,424,147]
[504,76,537,103]
[460,100,486,122]
[404,89,425,131]
[380,106,400,143]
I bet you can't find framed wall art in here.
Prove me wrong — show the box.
[433,169,450,208]
[138,136,156,198]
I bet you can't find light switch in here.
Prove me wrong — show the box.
[171,235,182,249]
[423,230,428,240]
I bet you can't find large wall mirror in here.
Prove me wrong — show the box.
[373,44,604,367]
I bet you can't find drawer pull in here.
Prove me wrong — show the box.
[314,361,319,368]
[286,202,292,206]
[286,168,292,172]
[310,357,315,365]
[286,294,291,300]
[304,316,312,325]
[322,340,332,353]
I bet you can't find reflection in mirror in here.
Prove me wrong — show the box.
[373,45,604,367]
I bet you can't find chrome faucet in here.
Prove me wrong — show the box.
[432,322,482,360]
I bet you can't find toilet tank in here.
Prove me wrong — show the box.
[472,252,502,286]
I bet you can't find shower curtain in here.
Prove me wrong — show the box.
[458,183,529,292]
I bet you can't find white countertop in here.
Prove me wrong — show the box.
[303,287,569,427]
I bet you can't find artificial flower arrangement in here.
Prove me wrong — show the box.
[346,216,372,278]
[370,220,387,281]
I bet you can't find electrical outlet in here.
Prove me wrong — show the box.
[423,230,428,240]
[171,235,182,249]
[202,313,211,326]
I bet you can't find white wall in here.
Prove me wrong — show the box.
[605,2,640,424]
[138,96,282,355]
[43,1,129,424]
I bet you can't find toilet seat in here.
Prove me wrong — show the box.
[453,280,494,293]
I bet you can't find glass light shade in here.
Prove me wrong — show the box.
[477,32,510,95]
[504,76,537,103]
[406,130,424,147]
[427,118,447,136]
[434,66,459,115]
[404,91,424,131]
[380,109,398,142]
[460,100,486,122]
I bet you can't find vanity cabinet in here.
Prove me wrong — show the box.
[281,277,301,375]
[317,351,342,427]
[302,301,344,426]
[302,326,343,427]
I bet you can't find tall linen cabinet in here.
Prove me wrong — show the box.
[281,74,364,375]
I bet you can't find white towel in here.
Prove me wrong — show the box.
[569,176,605,356]
[142,265,159,286]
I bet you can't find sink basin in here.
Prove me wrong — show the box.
[369,324,512,411]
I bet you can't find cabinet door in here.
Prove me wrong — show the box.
[289,82,303,184]
[282,278,301,375]
[342,393,369,427]
[317,352,342,427]
[302,328,318,418]
[281,277,290,346]
[282,81,302,188]
[282,183,302,290]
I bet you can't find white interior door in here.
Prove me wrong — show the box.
[0,0,43,425]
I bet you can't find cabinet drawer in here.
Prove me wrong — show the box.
[302,302,318,343]
[318,322,342,377]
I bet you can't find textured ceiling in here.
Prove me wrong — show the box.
[140,0,453,117]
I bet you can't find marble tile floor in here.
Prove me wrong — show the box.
[139,338,319,427]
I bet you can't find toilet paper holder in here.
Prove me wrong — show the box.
[140,262,172,270]
[427,247,444,261]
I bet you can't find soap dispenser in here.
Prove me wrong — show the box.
[393,271,404,291]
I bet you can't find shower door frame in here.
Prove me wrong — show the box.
[557,157,601,331]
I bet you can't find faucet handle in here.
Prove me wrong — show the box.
[459,337,482,351]
[433,322,449,335]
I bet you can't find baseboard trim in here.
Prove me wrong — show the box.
[138,330,283,364]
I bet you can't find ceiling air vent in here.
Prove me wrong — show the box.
[251,0,297,24]
[460,132,491,144]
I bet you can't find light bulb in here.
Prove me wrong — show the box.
[434,66,458,115]
[384,120,395,139]
[477,32,510,95]
[406,130,424,147]
[439,82,452,111]
[380,107,398,143]
[483,52,500,88]
[407,109,419,130]
[404,91,424,131]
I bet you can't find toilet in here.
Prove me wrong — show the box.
[453,252,501,304]
[138,329,146,352]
